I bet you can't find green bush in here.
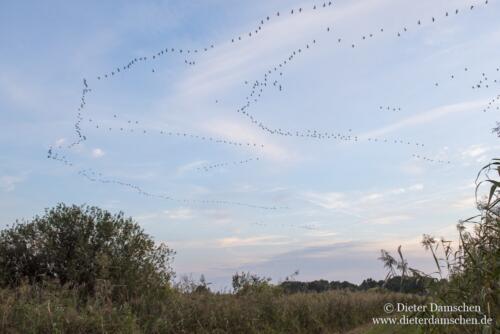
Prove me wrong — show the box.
[0,203,175,300]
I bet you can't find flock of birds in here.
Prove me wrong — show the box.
[196,157,260,172]
[77,168,285,210]
[252,221,320,231]
[412,154,451,165]
[47,0,497,211]
[484,94,500,113]
[84,115,266,149]
[379,106,402,112]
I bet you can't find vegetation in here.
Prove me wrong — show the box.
[0,203,423,333]
[381,158,500,333]
[0,282,421,333]
[0,203,175,301]
[0,158,498,333]
[280,276,428,295]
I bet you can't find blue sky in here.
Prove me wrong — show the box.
[1,0,499,289]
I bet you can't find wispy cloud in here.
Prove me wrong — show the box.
[201,118,295,162]
[461,144,488,158]
[173,1,376,99]
[54,138,66,147]
[362,214,412,225]
[305,192,347,210]
[451,196,475,210]
[359,99,487,139]
[91,148,105,158]
[0,175,25,192]
[164,208,194,220]
[461,143,500,163]
[306,183,424,211]
[176,160,208,175]
[136,208,194,222]
[216,235,290,248]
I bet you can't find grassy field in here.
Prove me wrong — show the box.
[0,283,423,333]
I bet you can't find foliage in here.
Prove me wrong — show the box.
[0,203,175,300]
[232,271,273,295]
[380,158,500,333]
[279,278,424,294]
[174,274,211,294]
[0,282,422,334]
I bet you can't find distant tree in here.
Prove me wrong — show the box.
[0,203,175,299]
[280,280,308,293]
[232,271,272,295]
[340,280,358,290]
[306,279,330,293]
[359,278,380,290]
[281,279,360,294]
[382,276,428,294]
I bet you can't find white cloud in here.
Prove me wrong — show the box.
[460,144,500,164]
[164,208,193,220]
[216,235,290,248]
[461,144,488,158]
[0,73,44,110]
[360,193,384,202]
[304,230,338,238]
[176,160,208,175]
[201,118,294,162]
[305,192,347,210]
[409,184,424,191]
[0,175,24,192]
[173,1,380,99]
[362,214,412,225]
[91,148,105,158]
[135,208,194,222]
[390,183,424,195]
[451,197,475,210]
[54,138,66,147]
[359,99,487,139]
[307,183,424,213]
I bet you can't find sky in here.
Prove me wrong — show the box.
[1,0,499,290]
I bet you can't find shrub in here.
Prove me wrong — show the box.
[231,271,274,295]
[0,203,175,300]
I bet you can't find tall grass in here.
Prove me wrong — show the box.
[0,282,422,333]
[380,158,500,334]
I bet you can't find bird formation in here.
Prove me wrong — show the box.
[379,106,402,112]
[47,148,74,167]
[84,116,266,149]
[90,0,489,87]
[251,221,319,230]
[93,2,337,83]
[228,2,334,46]
[49,0,493,210]
[430,65,500,114]
[227,1,492,148]
[196,157,260,172]
[95,47,213,83]
[67,80,91,149]
[433,66,500,90]
[232,43,424,147]
[78,168,285,210]
[483,94,500,113]
[412,154,451,165]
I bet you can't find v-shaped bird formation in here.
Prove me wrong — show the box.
[47,0,497,213]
